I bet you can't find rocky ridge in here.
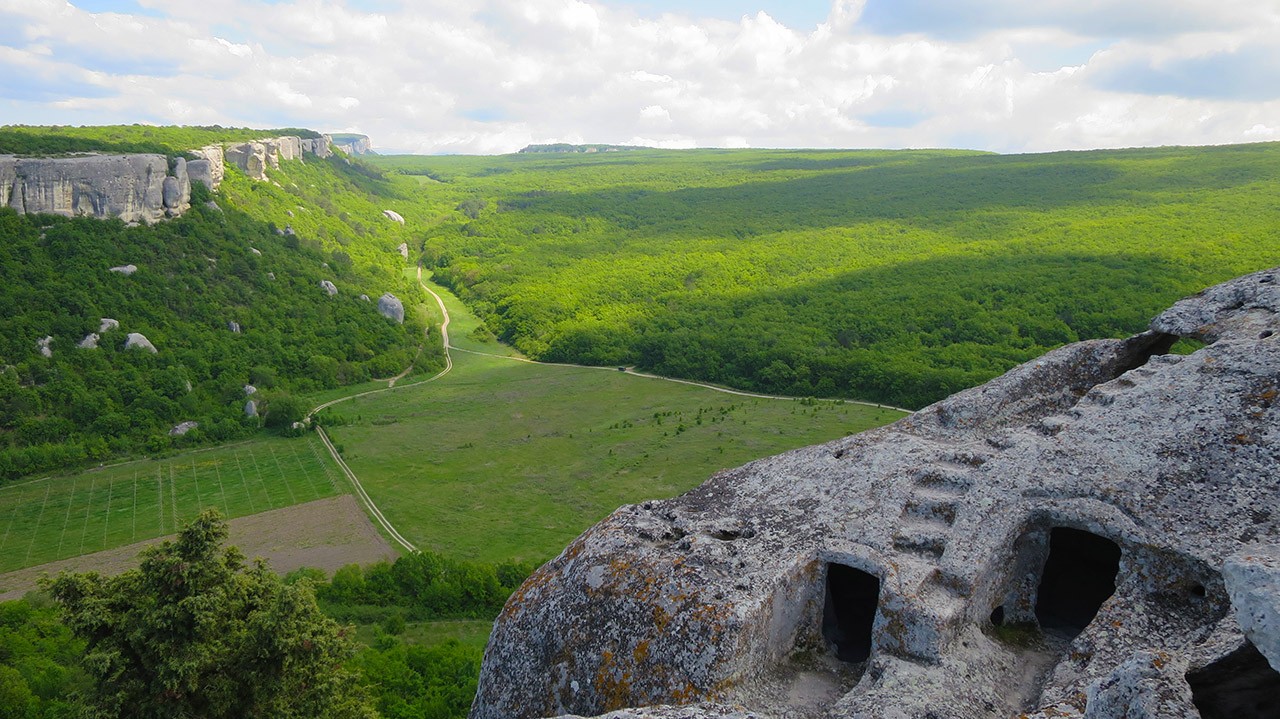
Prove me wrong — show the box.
[472,268,1280,719]
[2,134,333,222]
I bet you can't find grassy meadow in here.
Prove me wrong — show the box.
[0,436,340,573]
[320,275,905,564]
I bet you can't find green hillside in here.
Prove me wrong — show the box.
[370,144,1280,408]
[0,124,322,157]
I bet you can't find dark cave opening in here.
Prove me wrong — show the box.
[1187,641,1280,719]
[822,563,880,663]
[1034,527,1121,637]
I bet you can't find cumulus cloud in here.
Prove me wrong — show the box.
[0,0,1275,153]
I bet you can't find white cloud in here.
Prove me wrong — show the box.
[0,0,1274,153]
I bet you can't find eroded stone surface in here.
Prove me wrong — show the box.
[320,279,338,296]
[474,268,1280,719]
[124,332,157,353]
[378,292,404,323]
[1224,546,1280,671]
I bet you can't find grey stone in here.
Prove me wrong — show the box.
[360,294,370,302]
[301,137,333,158]
[244,384,257,396]
[472,267,1280,719]
[320,279,338,296]
[36,336,53,358]
[1224,546,1280,671]
[98,318,119,333]
[225,142,269,181]
[384,209,405,224]
[378,292,404,323]
[397,242,410,260]
[3,154,171,223]
[109,264,138,275]
[124,332,157,353]
[250,247,262,256]
[244,400,258,418]
[190,144,224,188]
[267,272,276,280]
[168,421,198,437]
[228,321,241,334]
[327,134,372,155]
[78,333,99,349]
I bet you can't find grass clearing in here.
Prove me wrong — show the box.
[0,436,342,573]
[322,276,907,564]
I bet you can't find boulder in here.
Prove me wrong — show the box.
[78,333,99,349]
[190,144,225,188]
[250,247,262,256]
[383,209,405,224]
[378,293,405,323]
[472,267,1280,719]
[228,321,241,334]
[359,294,370,302]
[168,421,198,437]
[124,332,157,353]
[244,400,258,418]
[244,384,257,396]
[109,264,138,275]
[98,318,119,333]
[187,159,215,190]
[36,336,52,358]
[267,272,276,280]
[397,242,410,260]
[225,142,269,181]
[320,280,338,297]
[1224,546,1280,671]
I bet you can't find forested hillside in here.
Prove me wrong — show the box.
[372,143,1280,408]
[0,126,440,480]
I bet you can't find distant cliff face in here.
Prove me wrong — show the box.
[326,134,373,155]
[1,154,177,224]
[2,134,333,222]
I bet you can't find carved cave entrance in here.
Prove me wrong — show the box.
[1034,527,1121,637]
[822,563,880,663]
[1187,642,1280,719]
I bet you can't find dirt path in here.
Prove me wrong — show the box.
[0,495,394,601]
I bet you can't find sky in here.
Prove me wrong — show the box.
[1,0,1278,154]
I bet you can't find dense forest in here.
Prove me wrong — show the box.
[0,127,439,479]
[372,143,1280,408]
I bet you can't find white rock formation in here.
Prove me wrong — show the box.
[169,421,198,437]
[378,293,405,324]
[383,209,405,224]
[98,318,119,333]
[124,332,157,353]
[36,336,53,358]
[244,384,257,396]
[228,321,241,333]
[320,279,338,296]
[250,247,262,256]
[109,264,138,275]
[225,142,269,181]
[359,294,370,302]
[1225,546,1280,671]
[2,154,171,223]
[244,400,258,418]
[78,333,99,349]
[397,242,410,260]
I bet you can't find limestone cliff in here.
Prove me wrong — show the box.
[2,133,333,221]
[327,133,373,155]
[472,268,1280,719]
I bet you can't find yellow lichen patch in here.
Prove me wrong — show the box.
[593,650,634,712]
[633,639,651,664]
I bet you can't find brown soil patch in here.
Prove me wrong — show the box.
[0,495,396,601]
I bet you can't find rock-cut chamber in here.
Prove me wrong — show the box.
[822,563,880,663]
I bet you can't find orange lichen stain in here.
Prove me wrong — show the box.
[633,640,651,664]
[652,605,671,632]
[593,650,634,712]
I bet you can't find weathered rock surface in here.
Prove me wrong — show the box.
[228,321,241,334]
[384,209,405,224]
[1224,546,1280,671]
[378,293,405,323]
[109,264,138,275]
[124,332,157,353]
[244,384,257,396]
[328,134,372,155]
[36,336,53,358]
[169,421,198,437]
[1,154,173,223]
[78,333,99,349]
[473,268,1280,719]
[98,318,119,333]
[225,142,269,181]
[397,242,410,260]
[244,400,258,418]
[189,144,225,189]
[320,279,338,297]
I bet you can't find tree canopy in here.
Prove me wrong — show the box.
[44,510,377,719]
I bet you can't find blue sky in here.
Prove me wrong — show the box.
[1,0,1276,153]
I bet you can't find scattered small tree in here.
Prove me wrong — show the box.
[44,510,377,719]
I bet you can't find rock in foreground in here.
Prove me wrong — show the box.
[472,268,1280,719]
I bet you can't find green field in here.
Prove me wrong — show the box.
[321,276,905,564]
[0,436,341,573]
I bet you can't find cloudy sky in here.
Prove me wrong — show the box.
[1,0,1277,154]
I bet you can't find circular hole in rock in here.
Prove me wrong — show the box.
[1190,583,1207,598]
[990,605,1006,626]
[1261,330,1274,339]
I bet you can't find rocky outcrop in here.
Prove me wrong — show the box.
[1,154,177,223]
[124,332,157,353]
[327,134,372,155]
[36,336,52,358]
[78,333,99,349]
[378,293,404,324]
[384,210,405,224]
[98,318,119,333]
[397,242,410,260]
[472,268,1280,719]
[169,421,198,437]
[109,264,137,275]
[221,135,332,183]
[189,144,224,190]
[320,280,338,297]
[224,142,269,182]
[244,400,258,418]
[301,137,332,158]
